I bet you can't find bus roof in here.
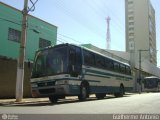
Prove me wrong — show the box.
[80,44,130,66]
[36,43,130,66]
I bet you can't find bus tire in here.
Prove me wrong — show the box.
[114,85,124,97]
[96,93,106,99]
[78,84,88,101]
[119,85,125,97]
[49,95,58,103]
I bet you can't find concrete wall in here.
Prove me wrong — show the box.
[0,58,32,98]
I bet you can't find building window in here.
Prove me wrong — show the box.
[128,16,134,20]
[8,28,21,43]
[129,27,134,31]
[128,1,133,4]
[39,38,51,48]
[129,22,134,25]
[129,33,134,36]
[128,4,134,9]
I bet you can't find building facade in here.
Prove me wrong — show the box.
[0,2,57,61]
[0,2,57,98]
[125,0,158,91]
[125,0,157,66]
[81,0,159,92]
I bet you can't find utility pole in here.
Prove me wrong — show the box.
[16,0,28,102]
[138,50,142,93]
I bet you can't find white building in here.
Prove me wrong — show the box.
[81,0,160,92]
[125,0,157,65]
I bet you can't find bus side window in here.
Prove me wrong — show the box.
[95,54,105,68]
[83,50,95,67]
[120,64,125,74]
[105,58,113,71]
[126,66,131,75]
[114,62,120,73]
[69,46,82,76]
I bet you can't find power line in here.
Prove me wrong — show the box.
[28,0,38,12]
[58,33,83,44]
[88,0,125,33]
[55,0,105,41]
[54,0,127,50]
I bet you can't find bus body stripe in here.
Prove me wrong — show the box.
[84,68,132,80]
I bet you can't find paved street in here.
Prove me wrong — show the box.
[0,93,160,114]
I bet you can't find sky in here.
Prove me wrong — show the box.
[0,0,160,66]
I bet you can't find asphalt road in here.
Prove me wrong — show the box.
[0,93,160,114]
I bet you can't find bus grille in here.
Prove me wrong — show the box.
[39,88,55,94]
[37,81,55,87]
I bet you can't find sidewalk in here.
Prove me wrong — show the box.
[0,98,49,105]
[0,96,79,105]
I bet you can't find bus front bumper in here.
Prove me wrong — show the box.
[31,84,80,97]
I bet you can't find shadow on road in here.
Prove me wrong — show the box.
[0,94,131,107]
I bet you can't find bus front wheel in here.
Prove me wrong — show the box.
[49,95,58,103]
[78,84,88,101]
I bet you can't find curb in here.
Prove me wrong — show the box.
[0,98,49,105]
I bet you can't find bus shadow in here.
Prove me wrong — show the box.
[0,94,131,107]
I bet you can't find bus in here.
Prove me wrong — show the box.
[30,43,133,103]
[144,76,160,92]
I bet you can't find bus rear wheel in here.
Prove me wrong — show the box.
[78,84,88,101]
[114,85,125,97]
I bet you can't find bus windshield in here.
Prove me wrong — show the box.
[144,78,158,88]
[31,47,68,78]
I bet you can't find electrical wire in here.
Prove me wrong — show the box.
[28,0,38,12]
[55,0,105,41]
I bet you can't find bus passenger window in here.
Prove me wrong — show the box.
[120,64,125,74]
[95,55,105,68]
[105,58,113,70]
[84,50,95,66]
[114,62,120,72]
[126,66,131,75]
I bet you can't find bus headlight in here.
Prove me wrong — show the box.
[31,83,38,88]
